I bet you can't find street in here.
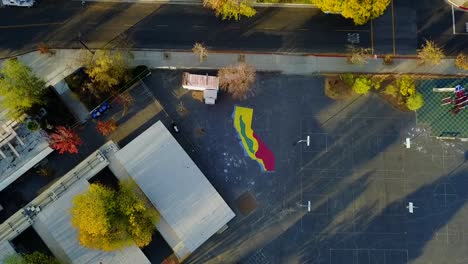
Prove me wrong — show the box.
[1,0,466,57]
[0,0,376,56]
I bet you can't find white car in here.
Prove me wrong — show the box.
[2,0,35,7]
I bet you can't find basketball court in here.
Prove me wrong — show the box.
[141,71,468,264]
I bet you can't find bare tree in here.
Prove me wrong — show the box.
[347,46,372,65]
[192,43,208,62]
[218,63,256,100]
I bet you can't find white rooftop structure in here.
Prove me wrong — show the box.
[182,72,219,91]
[33,179,151,264]
[115,121,235,260]
[0,118,53,192]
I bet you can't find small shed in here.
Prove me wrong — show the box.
[181,72,219,91]
[115,121,235,260]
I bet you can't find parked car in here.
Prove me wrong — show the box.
[2,0,35,7]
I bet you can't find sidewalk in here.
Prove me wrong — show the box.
[2,49,468,88]
[5,49,463,119]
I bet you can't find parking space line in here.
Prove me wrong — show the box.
[335,29,369,32]
[451,6,468,35]
[391,0,396,55]
[370,19,375,53]
[452,5,456,34]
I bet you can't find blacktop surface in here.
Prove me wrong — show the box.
[1,45,468,264]
[1,68,467,264]
[134,70,468,264]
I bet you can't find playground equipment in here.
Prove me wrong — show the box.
[439,85,468,115]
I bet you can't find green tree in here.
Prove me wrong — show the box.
[71,181,159,251]
[417,40,445,65]
[313,0,391,25]
[23,252,60,264]
[85,50,130,95]
[0,59,46,119]
[203,0,256,20]
[3,254,24,264]
[406,92,424,111]
[352,77,372,94]
[3,252,60,264]
[396,75,416,96]
[384,84,398,97]
[340,73,354,86]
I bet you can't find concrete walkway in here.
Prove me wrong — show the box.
[6,49,467,88]
[6,49,463,119]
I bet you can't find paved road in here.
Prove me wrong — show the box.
[0,0,465,57]
[0,0,371,57]
[416,0,468,55]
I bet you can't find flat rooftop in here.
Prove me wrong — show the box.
[115,121,235,260]
[0,123,53,191]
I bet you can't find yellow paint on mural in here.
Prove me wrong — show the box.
[233,106,259,159]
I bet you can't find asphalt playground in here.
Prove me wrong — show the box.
[117,70,465,264]
[3,70,466,264]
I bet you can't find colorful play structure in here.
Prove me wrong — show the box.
[233,106,275,172]
[438,85,468,115]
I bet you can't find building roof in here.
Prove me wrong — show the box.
[0,124,53,191]
[33,179,151,264]
[182,72,219,90]
[115,121,235,259]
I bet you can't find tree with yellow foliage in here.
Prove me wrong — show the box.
[203,0,256,20]
[313,0,391,25]
[85,50,131,95]
[70,181,159,251]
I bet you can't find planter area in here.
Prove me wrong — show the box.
[65,65,149,110]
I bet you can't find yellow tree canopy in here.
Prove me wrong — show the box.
[314,0,391,25]
[70,181,159,251]
[203,0,256,20]
[71,184,115,237]
[0,59,46,119]
[85,50,130,94]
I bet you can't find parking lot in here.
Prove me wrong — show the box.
[109,70,468,264]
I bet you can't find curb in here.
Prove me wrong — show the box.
[0,48,436,61]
